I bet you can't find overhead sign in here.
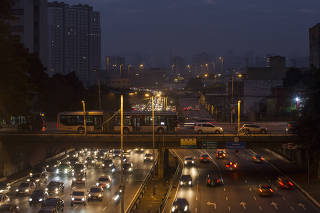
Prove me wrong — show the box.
[225,142,246,149]
[180,138,197,146]
[203,141,218,149]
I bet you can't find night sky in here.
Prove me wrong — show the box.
[58,0,320,66]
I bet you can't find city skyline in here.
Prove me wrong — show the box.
[57,0,319,66]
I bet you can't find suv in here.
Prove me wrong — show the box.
[29,190,48,206]
[207,171,222,186]
[180,175,192,186]
[239,124,267,134]
[71,188,87,206]
[96,176,111,189]
[16,182,35,195]
[45,181,64,196]
[194,123,223,134]
[88,186,103,201]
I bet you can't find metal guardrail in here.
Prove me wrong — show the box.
[126,154,159,213]
[159,150,183,213]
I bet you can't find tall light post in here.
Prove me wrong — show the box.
[238,100,241,133]
[81,100,87,135]
[120,95,124,213]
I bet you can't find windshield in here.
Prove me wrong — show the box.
[98,178,108,182]
[20,183,29,187]
[90,188,101,193]
[72,191,84,196]
[185,157,193,160]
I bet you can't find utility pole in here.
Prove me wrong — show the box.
[98,80,102,110]
[120,95,124,213]
[81,100,87,135]
[231,75,234,124]
[238,100,241,133]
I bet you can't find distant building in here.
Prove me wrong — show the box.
[170,56,185,73]
[48,2,101,86]
[106,56,126,78]
[309,23,320,69]
[266,56,286,69]
[11,0,48,67]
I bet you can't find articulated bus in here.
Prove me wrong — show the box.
[57,111,178,134]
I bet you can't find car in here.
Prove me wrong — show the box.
[123,162,134,173]
[0,204,20,213]
[199,154,210,163]
[96,176,111,189]
[85,157,95,166]
[88,186,103,201]
[134,148,144,153]
[225,161,238,170]
[113,186,124,203]
[29,167,47,178]
[102,159,114,168]
[16,182,36,195]
[180,175,192,186]
[144,153,153,161]
[216,151,226,159]
[183,156,195,167]
[45,181,64,196]
[46,161,61,172]
[71,174,86,188]
[277,177,294,189]
[171,198,189,212]
[67,157,78,166]
[0,194,10,205]
[252,154,265,163]
[286,122,297,134]
[258,184,274,196]
[194,122,223,134]
[55,164,73,176]
[37,207,58,213]
[41,198,64,212]
[206,171,223,186]
[0,182,11,194]
[73,163,86,176]
[112,149,121,158]
[71,188,87,206]
[29,190,48,206]
[239,124,267,134]
[27,173,48,185]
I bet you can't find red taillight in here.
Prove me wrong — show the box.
[261,157,265,161]
[279,182,284,186]
[233,164,237,168]
[259,189,263,192]
[207,179,211,183]
[200,157,204,159]
[217,179,220,183]
[57,122,59,129]
[253,157,256,160]
[270,189,274,192]
[207,157,210,160]
[230,162,233,165]
[289,181,294,186]
[226,165,230,168]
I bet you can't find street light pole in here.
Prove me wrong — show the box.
[238,100,241,133]
[152,96,155,177]
[120,95,124,213]
[231,75,234,124]
[81,100,87,135]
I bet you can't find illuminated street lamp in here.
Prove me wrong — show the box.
[237,100,241,133]
[295,96,301,109]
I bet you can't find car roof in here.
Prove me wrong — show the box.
[174,198,188,205]
[181,175,192,179]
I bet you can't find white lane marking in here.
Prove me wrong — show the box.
[271,201,279,210]
[195,207,198,212]
[102,206,107,211]
[240,201,247,210]
[290,206,295,211]
[258,205,263,211]
[282,196,286,201]
[253,196,257,201]
[298,203,306,210]
[196,195,198,201]
[226,196,228,201]
[228,206,231,212]
[207,202,216,209]
[224,187,226,192]
[249,187,252,191]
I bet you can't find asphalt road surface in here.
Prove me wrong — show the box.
[6,149,154,213]
[170,148,320,213]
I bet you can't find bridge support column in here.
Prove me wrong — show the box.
[157,148,169,179]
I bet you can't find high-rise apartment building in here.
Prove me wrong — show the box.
[11,0,48,67]
[48,2,101,86]
[309,23,320,69]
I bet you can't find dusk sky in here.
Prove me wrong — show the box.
[58,0,320,65]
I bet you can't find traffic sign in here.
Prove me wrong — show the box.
[203,141,218,149]
[180,138,197,148]
[225,142,246,149]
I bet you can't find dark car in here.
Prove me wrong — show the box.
[29,167,47,178]
[207,171,223,186]
[55,164,73,176]
[41,198,64,212]
[73,163,86,176]
[183,156,195,167]
[113,186,124,203]
[102,159,114,168]
[123,163,133,173]
[27,173,48,185]
[0,182,11,194]
[252,154,265,163]
[199,154,210,163]
[112,149,121,158]
[88,187,103,201]
[216,151,226,159]
[277,177,294,189]
[16,182,35,195]
[258,184,274,196]
[225,161,238,171]
[180,175,192,186]
[37,207,58,213]
[67,157,78,166]
[29,190,48,206]
[0,204,20,213]
[171,198,189,212]
[45,181,64,196]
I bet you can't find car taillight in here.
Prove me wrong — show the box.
[261,157,265,161]
[217,179,220,183]
[200,157,203,159]
[226,165,230,168]
[259,189,263,192]
[270,189,274,192]
[253,157,256,160]
[279,182,284,186]
[289,181,294,186]
[207,157,210,160]
[207,179,211,183]
[233,164,237,168]
[57,122,59,129]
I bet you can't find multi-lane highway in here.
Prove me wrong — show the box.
[4,149,154,213]
[169,148,320,213]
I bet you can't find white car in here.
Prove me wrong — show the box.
[144,153,153,161]
[71,188,87,206]
[0,194,10,205]
[184,156,195,166]
[194,122,223,134]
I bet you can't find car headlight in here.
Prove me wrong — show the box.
[184,161,187,164]
[96,183,99,186]
[184,205,188,211]
[73,178,76,181]
[192,160,194,164]
[102,164,105,167]
[39,198,43,202]
[128,168,132,171]
[25,189,29,192]
[81,198,85,201]
[16,189,19,192]
[180,181,183,185]
[0,190,3,193]
[98,194,102,197]
[36,179,40,182]
[27,178,30,182]
[151,157,153,160]
[171,206,176,212]
[85,161,87,163]
[111,168,115,173]
[64,169,68,174]
[56,169,59,174]
[109,163,113,167]
[88,194,91,197]
[29,172,33,177]
[144,157,146,159]
[82,178,86,181]
[71,197,74,201]
[189,181,192,185]
[29,198,32,201]
[106,183,110,189]
[92,161,95,163]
